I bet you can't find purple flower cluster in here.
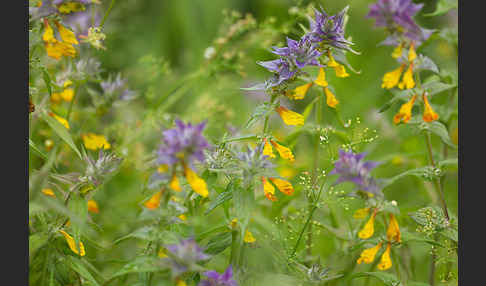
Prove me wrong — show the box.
[306,6,354,51]
[367,0,433,45]
[100,74,136,101]
[330,149,381,196]
[256,6,352,89]
[199,265,238,286]
[157,120,210,167]
[63,5,101,38]
[165,238,210,276]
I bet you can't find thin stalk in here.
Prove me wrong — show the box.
[424,132,450,221]
[66,83,80,122]
[100,0,116,28]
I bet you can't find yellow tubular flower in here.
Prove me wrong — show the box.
[327,52,339,67]
[269,178,294,195]
[263,138,276,158]
[276,106,304,126]
[358,211,377,239]
[357,242,383,264]
[353,207,370,219]
[377,243,393,270]
[392,43,403,59]
[244,230,256,243]
[184,165,208,197]
[327,52,349,77]
[42,20,55,43]
[42,188,56,198]
[270,140,294,162]
[158,248,168,258]
[51,92,62,103]
[169,174,182,192]
[87,200,99,214]
[176,279,187,286]
[386,214,401,243]
[398,64,415,90]
[381,64,405,89]
[57,41,77,57]
[289,83,313,100]
[49,112,70,129]
[230,218,238,229]
[60,88,75,102]
[178,214,187,221]
[45,42,63,60]
[408,43,417,62]
[144,191,162,209]
[262,176,277,201]
[82,133,111,150]
[314,68,329,87]
[422,94,439,122]
[59,230,86,256]
[393,95,417,124]
[55,21,79,45]
[324,87,339,108]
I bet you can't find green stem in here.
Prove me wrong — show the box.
[66,82,80,122]
[100,0,116,28]
[424,132,450,221]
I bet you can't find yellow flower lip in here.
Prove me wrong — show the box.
[422,93,439,122]
[87,199,99,214]
[59,230,86,256]
[144,190,162,209]
[263,138,276,158]
[358,209,377,239]
[314,68,329,87]
[82,133,111,150]
[244,230,256,243]
[42,188,56,198]
[276,106,304,126]
[269,177,294,195]
[381,64,405,89]
[289,82,313,100]
[262,176,277,201]
[377,243,393,270]
[357,242,382,264]
[324,87,339,108]
[270,140,295,162]
[183,164,209,198]
[398,63,415,90]
[393,94,417,125]
[408,42,417,62]
[386,214,401,243]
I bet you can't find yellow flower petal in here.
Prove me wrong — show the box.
[377,243,393,270]
[42,20,56,43]
[82,133,111,150]
[269,178,294,195]
[45,41,63,60]
[184,165,208,197]
[357,242,382,264]
[55,21,79,45]
[314,68,329,87]
[59,230,85,256]
[144,191,162,209]
[324,87,339,108]
[169,174,182,192]
[398,64,415,90]
[63,80,73,88]
[422,94,439,122]
[327,52,339,68]
[87,200,99,214]
[263,138,276,158]
[58,2,86,14]
[61,88,75,102]
[353,207,370,219]
[244,230,256,243]
[230,218,238,229]
[158,248,168,258]
[51,92,63,103]
[334,64,350,78]
[392,43,403,59]
[262,176,277,201]
[178,214,187,221]
[176,279,187,286]
[393,95,417,125]
[57,41,77,57]
[157,164,169,173]
[381,65,405,89]
[276,106,304,126]
[408,43,417,62]
[270,140,294,162]
[49,112,70,129]
[358,212,376,239]
[42,188,56,198]
[386,214,401,243]
[289,83,313,100]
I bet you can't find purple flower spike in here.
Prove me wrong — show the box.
[330,149,382,195]
[270,37,322,69]
[306,6,354,51]
[367,0,432,45]
[157,119,211,167]
[199,265,238,286]
[165,238,210,276]
[100,73,136,101]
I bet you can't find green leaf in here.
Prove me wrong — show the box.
[350,272,400,286]
[29,233,48,259]
[205,182,234,215]
[41,112,82,159]
[382,166,438,188]
[401,230,444,247]
[415,55,439,74]
[245,102,275,129]
[204,231,232,255]
[425,0,457,17]
[114,227,178,245]
[221,135,258,144]
[408,282,431,286]
[422,81,456,97]
[109,256,164,278]
[417,121,457,149]
[29,138,48,160]
[68,195,88,252]
[65,256,101,286]
[42,69,52,96]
